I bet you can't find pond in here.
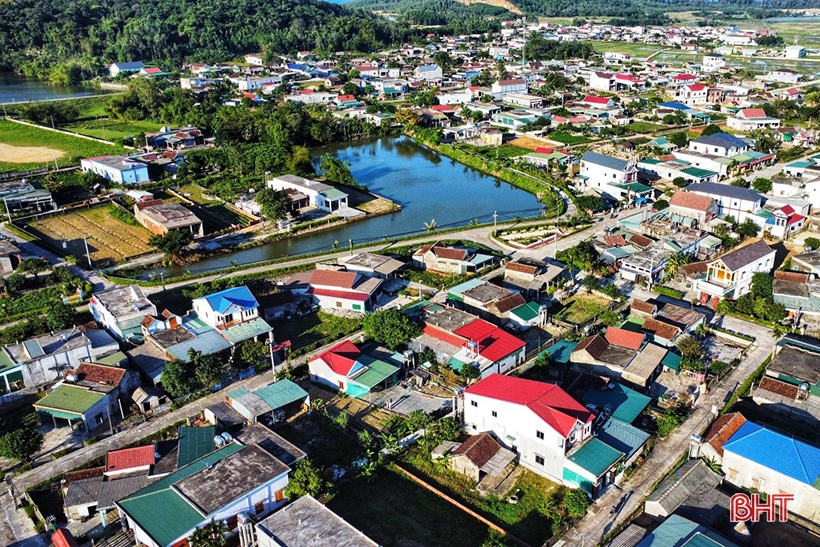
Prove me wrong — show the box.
[0,73,109,104]
[155,136,542,277]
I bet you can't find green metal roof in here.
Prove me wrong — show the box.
[568,437,623,477]
[788,160,814,168]
[680,167,715,178]
[35,385,104,415]
[350,356,399,389]
[220,318,272,345]
[166,330,232,361]
[118,444,243,547]
[662,351,682,372]
[545,339,578,364]
[597,418,650,460]
[321,188,348,200]
[511,301,540,321]
[447,278,485,302]
[95,351,127,366]
[254,380,309,410]
[449,357,467,371]
[641,158,662,165]
[581,383,651,424]
[0,350,15,372]
[177,426,217,467]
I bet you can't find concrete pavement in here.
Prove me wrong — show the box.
[557,317,775,547]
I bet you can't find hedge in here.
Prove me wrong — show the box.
[653,285,685,299]
[722,354,772,414]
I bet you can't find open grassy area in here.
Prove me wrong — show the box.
[399,445,566,546]
[270,311,362,352]
[328,464,493,547]
[26,204,153,265]
[547,131,590,145]
[627,121,667,134]
[588,41,664,59]
[162,185,253,234]
[64,119,159,141]
[472,144,530,160]
[554,294,610,325]
[0,119,122,172]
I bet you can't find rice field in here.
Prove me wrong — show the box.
[26,204,153,265]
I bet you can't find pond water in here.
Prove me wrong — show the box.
[156,136,542,277]
[0,73,107,104]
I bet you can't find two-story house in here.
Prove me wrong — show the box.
[490,78,527,100]
[687,182,762,222]
[668,191,717,226]
[675,83,708,106]
[463,374,595,483]
[579,151,638,192]
[90,285,157,343]
[696,239,775,307]
[687,133,750,158]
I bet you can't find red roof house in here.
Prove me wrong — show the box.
[106,445,156,476]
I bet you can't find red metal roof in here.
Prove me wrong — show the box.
[52,529,80,547]
[309,270,358,289]
[740,108,766,119]
[423,324,467,348]
[310,288,369,302]
[314,340,361,376]
[605,327,644,350]
[673,74,696,80]
[687,84,706,91]
[106,445,155,473]
[465,374,594,438]
[454,319,525,363]
[583,95,611,105]
[788,214,805,225]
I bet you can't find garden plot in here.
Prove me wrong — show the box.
[26,205,153,264]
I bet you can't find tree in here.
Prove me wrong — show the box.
[233,339,268,370]
[751,272,773,300]
[0,428,43,461]
[47,300,75,331]
[677,334,705,360]
[565,489,591,517]
[18,258,49,282]
[667,132,689,148]
[189,520,228,547]
[459,363,481,381]
[318,154,358,187]
[285,459,328,499]
[599,310,620,326]
[657,406,686,437]
[665,252,691,281]
[730,178,750,188]
[362,308,421,351]
[805,237,820,250]
[149,229,194,256]
[582,275,600,293]
[160,359,197,398]
[752,177,772,194]
[342,82,359,97]
[736,219,760,238]
[654,199,669,211]
[189,349,223,388]
[672,177,688,188]
[396,108,421,126]
[700,124,723,137]
[255,188,291,222]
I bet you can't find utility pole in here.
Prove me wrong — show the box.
[84,236,92,269]
[349,238,353,255]
[3,198,10,224]
[269,331,277,382]
[493,210,498,230]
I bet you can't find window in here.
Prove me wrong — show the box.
[275,489,285,502]
[336,301,342,308]
[535,454,545,466]
[254,501,265,514]
[727,468,739,480]
[471,400,478,407]
[536,431,544,440]
[491,411,497,418]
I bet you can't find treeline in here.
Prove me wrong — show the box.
[351,0,505,34]
[524,37,594,61]
[0,0,418,77]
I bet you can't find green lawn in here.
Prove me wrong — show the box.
[472,144,530,159]
[327,464,493,547]
[554,294,609,325]
[547,131,590,145]
[64,119,159,141]
[399,446,566,546]
[0,119,123,172]
[588,41,664,59]
[270,311,362,352]
[627,121,667,134]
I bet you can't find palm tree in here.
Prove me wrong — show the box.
[189,520,228,547]
[664,252,690,281]
[424,219,438,233]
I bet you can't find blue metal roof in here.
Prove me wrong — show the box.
[691,132,749,150]
[687,182,760,203]
[723,422,820,486]
[659,101,691,111]
[582,151,629,171]
[201,286,258,315]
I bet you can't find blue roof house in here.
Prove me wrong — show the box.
[722,421,820,522]
[193,286,261,330]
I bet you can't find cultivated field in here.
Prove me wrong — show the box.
[0,119,122,172]
[26,205,153,264]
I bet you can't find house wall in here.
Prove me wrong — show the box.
[580,160,637,189]
[308,357,364,392]
[22,340,118,388]
[463,393,587,483]
[311,293,370,313]
[81,160,149,184]
[723,450,820,522]
[450,454,481,482]
[479,349,524,379]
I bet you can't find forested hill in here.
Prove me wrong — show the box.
[0,0,409,77]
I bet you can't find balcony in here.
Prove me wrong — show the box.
[696,277,735,297]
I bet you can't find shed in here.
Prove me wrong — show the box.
[644,459,722,518]
[447,433,517,482]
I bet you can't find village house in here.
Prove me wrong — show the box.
[668,191,718,226]
[81,156,150,184]
[490,78,527,100]
[267,174,349,213]
[90,285,157,343]
[308,340,399,397]
[109,61,145,77]
[502,257,566,300]
[578,151,640,200]
[134,199,204,238]
[726,108,781,131]
[687,182,763,223]
[696,239,775,307]
[337,251,406,280]
[412,242,495,275]
[144,127,204,150]
[286,269,382,312]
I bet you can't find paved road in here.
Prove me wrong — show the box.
[558,315,775,547]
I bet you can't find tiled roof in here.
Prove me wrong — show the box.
[506,261,537,275]
[106,446,155,473]
[642,318,681,341]
[670,191,713,212]
[310,269,358,289]
[574,334,609,359]
[490,293,527,314]
[740,108,766,119]
[631,300,656,314]
[314,340,361,376]
[75,362,126,386]
[452,433,501,468]
[465,374,594,438]
[758,376,798,399]
[604,235,626,247]
[714,239,773,272]
[605,327,645,350]
[628,234,653,249]
[703,412,746,457]
[774,270,809,283]
[724,421,820,486]
[431,245,468,261]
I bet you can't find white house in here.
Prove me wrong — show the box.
[490,78,527,100]
[696,239,775,307]
[109,62,145,77]
[192,285,261,330]
[687,133,750,158]
[768,68,802,84]
[463,374,595,484]
[686,182,763,222]
[702,53,725,72]
[437,90,473,105]
[589,71,615,92]
[726,108,781,131]
[414,64,443,82]
[81,156,150,184]
[579,151,639,196]
[90,285,157,343]
[785,45,806,59]
[675,84,708,107]
[286,269,382,312]
[267,174,348,213]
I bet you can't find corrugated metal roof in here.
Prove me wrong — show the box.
[35,385,104,415]
[645,460,722,517]
[597,418,650,460]
[166,329,232,361]
[582,383,651,424]
[254,380,309,410]
[350,357,399,389]
[220,317,272,344]
[177,426,217,467]
[567,437,623,477]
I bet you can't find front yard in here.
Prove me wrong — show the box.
[553,294,611,326]
[270,311,362,353]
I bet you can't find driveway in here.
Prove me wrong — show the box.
[368,384,452,416]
